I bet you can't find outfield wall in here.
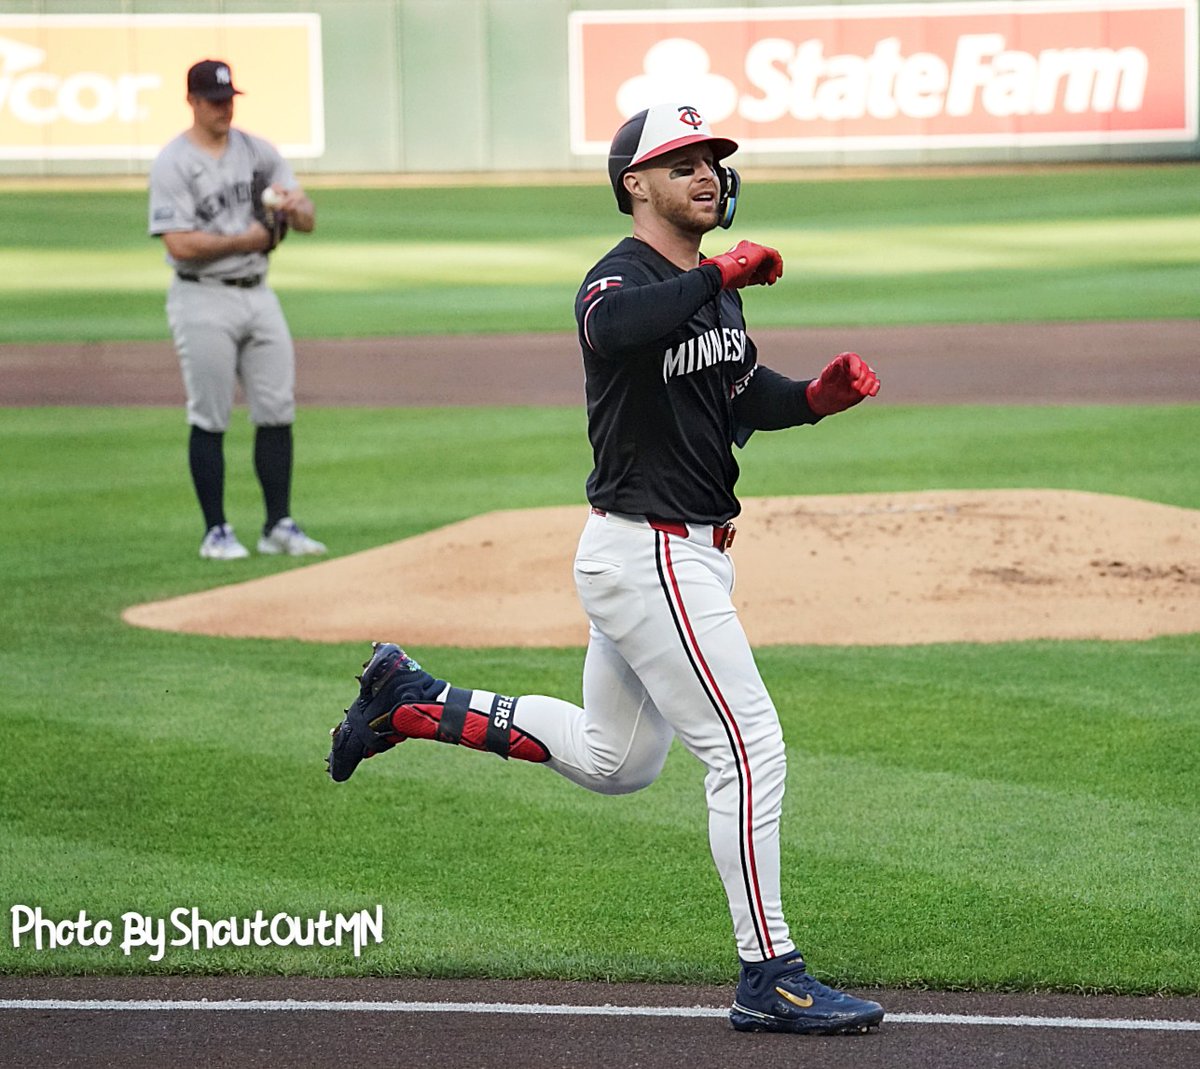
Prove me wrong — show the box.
[0,0,1195,177]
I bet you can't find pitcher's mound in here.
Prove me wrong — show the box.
[123,490,1200,647]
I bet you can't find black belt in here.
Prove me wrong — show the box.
[176,272,262,288]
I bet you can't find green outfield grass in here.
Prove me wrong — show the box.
[1,163,1197,342]
[1,404,1197,992]
[2,163,1197,993]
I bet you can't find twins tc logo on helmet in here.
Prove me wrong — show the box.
[626,103,735,169]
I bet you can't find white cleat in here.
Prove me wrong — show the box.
[199,523,250,561]
[257,517,327,557]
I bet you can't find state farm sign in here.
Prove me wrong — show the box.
[568,1,1197,153]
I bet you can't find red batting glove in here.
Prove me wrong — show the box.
[805,352,881,416]
[701,240,784,290]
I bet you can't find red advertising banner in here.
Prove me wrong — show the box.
[568,0,1197,153]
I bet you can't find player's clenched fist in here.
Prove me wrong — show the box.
[805,352,881,416]
[701,240,784,290]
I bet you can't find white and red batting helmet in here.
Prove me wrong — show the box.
[608,103,740,222]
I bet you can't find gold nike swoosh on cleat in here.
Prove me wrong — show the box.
[775,987,814,1008]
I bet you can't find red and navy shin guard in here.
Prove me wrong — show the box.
[369,688,549,763]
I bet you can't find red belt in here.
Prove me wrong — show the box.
[590,507,736,552]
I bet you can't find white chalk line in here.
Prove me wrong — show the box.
[1,999,1198,1031]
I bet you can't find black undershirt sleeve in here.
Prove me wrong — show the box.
[733,363,822,431]
[584,264,723,357]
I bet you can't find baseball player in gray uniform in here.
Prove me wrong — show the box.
[325,103,884,1035]
[148,59,325,561]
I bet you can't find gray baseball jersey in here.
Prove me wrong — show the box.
[148,129,295,279]
[149,128,299,431]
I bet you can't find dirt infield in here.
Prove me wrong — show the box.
[2,320,1198,408]
[122,488,1200,647]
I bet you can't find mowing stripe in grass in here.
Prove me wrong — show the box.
[5,216,1198,292]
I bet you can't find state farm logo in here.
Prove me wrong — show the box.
[618,33,1148,125]
[0,36,159,124]
[570,1,1197,152]
[617,40,739,122]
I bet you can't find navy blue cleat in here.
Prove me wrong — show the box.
[730,952,884,1035]
[326,642,444,783]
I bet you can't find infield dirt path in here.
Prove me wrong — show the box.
[2,320,1197,407]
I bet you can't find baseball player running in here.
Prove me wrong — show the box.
[327,103,883,1035]
[148,59,325,561]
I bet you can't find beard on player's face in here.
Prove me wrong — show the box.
[650,190,718,235]
[639,154,721,236]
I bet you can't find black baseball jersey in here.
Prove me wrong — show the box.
[575,237,821,525]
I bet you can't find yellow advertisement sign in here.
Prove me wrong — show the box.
[0,14,323,160]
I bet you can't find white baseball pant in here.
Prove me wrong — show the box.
[502,510,796,961]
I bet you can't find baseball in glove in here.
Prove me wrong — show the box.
[250,171,289,252]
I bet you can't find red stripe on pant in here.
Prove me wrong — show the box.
[657,532,775,958]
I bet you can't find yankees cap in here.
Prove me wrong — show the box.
[187,59,243,101]
[608,103,738,214]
